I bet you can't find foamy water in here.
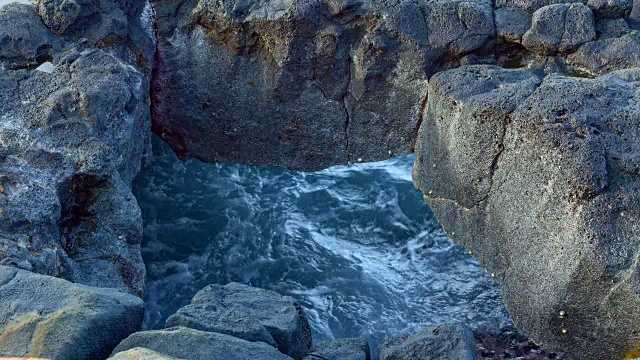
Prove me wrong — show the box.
[133,136,510,351]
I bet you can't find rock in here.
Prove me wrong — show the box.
[150,0,494,170]
[0,0,154,296]
[303,338,371,360]
[567,31,640,74]
[522,3,596,54]
[112,326,293,360]
[0,3,61,69]
[595,18,630,39]
[165,303,277,347]
[587,0,632,18]
[495,7,532,43]
[378,323,476,360]
[413,65,640,360]
[187,282,311,359]
[0,266,144,359]
[0,46,150,293]
[110,347,180,360]
[37,0,81,34]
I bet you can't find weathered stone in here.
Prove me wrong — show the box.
[596,18,631,39]
[110,347,180,360]
[150,0,494,170]
[378,323,476,360]
[522,3,595,54]
[587,0,632,18]
[189,282,312,359]
[165,302,277,347]
[303,338,371,360]
[0,3,61,69]
[37,0,81,34]
[414,65,640,360]
[567,31,640,74]
[112,327,293,360]
[495,7,532,42]
[0,47,150,293]
[0,266,144,360]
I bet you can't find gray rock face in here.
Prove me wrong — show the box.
[495,7,532,42]
[521,3,596,54]
[150,0,494,170]
[37,0,82,34]
[110,347,180,359]
[304,338,371,360]
[0,1,153,294]
[567,31,640,74]
[413,65,640,360]
[112,326,293,360]
[377,323,476,360]
[0,3,62,69]
[165,302,278,347]
[188,282,312,359]
[0,47,149,293]
[0,266,144,359]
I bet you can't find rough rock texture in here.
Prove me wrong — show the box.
[112,326,293,360]
[567,31,640,74]
[378,323,476,360]
[185,282,312,359]
[414,65,640,360]
[110,347,180,360]
[0,266,144,360]
[165,302,277,347]
[521,3,596,54]
[304,338,371,360]
[0,1,154,293]
[151,0,495,170]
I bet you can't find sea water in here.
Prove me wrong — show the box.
[133,136,510,351]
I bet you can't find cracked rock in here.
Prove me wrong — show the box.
[414,65,640,360]
[150,0,494,170]
[522,3,596,54]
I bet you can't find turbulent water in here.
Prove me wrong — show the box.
[133,136,510,350]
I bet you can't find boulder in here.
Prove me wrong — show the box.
[0,47,150,294]
[0,0,155,296]
[304,338,371,360]
[112,326,293,360]
[0,266,144,359]
[165,302,277,347]
[567,31,640,74]
[110,347,180,360]
[413,65,640,359]
[150,0,494,170]
[495,7,532,43]
[587,0,633,18]
[37,0,81,34]
[377,323,476,360]
[0,3,61,69]
[186,282,311,359]
[522,3,596,54]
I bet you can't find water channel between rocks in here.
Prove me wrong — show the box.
[133,136,511,351]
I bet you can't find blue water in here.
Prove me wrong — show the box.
[133,136,510,351]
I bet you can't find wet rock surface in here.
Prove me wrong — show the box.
[0,266,144,360]
[414,65,640,360]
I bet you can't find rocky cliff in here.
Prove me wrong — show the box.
[0,0,639,358]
